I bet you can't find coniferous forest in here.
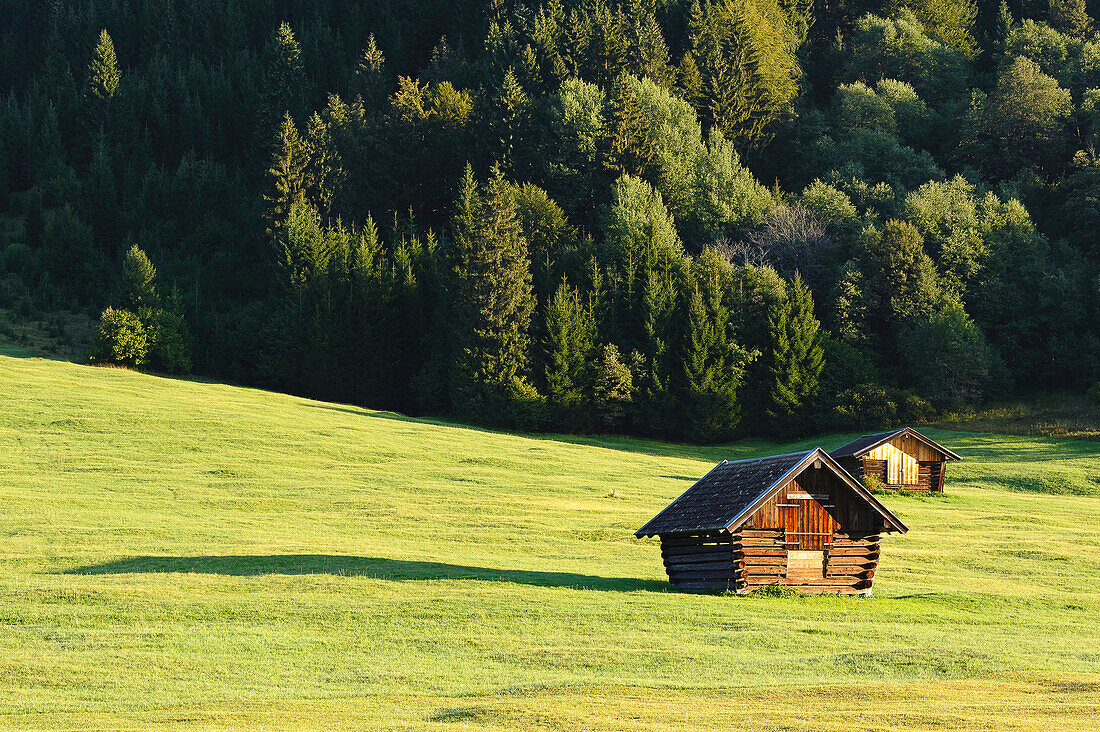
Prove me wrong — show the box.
[1,0,1099,441]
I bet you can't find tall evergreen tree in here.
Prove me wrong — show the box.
[259,22,307,140]
[356,33,387,108]
[304,112,344,219]
[765,273,825,435]
[994,0,1014,44]
[86,29,121,103]
[592,342,633,429]
[122,244,158,309]
[543,281,596,407]
[450,165,537,412]
[264,113,309,238]
[603,74,653,178]
[671,284,756,442]
[487,69,531,176]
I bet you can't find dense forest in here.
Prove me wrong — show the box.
[1,0,1098,440]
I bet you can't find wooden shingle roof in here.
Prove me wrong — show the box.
[635,448,908,538]
[829,427,962,461]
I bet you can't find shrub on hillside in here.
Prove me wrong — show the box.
[141,307,192,373]
[833,383,935,429]
[90,307,148,367]
[902,304,993,409]
[1087,381,1100,405]
[861,473,889,494]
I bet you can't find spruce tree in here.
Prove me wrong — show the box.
[544,282,596,406]
[304,112,344,218]
[265,113,309,238]
[677,52,703,108]
[765,273,825,436]
[122,244,158,309]
[450,165,536,412]
[356,33,387,108]
[994,0,1014,45]
[690,0,800,146]
[260,22,307,139]
[86,29,121,103]
[604,74,653,178]
[592,343,633,429]
[488,69,530,176]
[1051,0,1094,40]
[672,284,755,442]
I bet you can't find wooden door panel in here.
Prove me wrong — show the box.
[778,467,841,551]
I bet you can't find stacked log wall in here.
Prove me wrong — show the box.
[660,531,737,591]
[821,530,879,594]
[862,435,948,488]
[734,528,785,591]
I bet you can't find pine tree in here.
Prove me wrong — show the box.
[304,112,344,218]
[677,52,703,108]
[623,0,672,86]
[122,244,158,309]
[603,74,653,177]
[672,284,755,441]
[692,0,801,146]
[265,113,309,238]
[487,69,530,176]
[260,22,307,139]
[356,33,387,107]
[765,273,825,435]
[592,343,633,428]
[994,0,1014,45]
[544,282,596,406]
[1051,0,1095,40]
[86,29,121,103]
[450,165,536,411]
[586,1,629,85]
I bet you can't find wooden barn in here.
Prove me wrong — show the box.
[830,427,961,493]
[635,448,907,594]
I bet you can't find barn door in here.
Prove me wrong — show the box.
[778,475,841,551]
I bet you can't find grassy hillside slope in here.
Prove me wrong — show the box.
[1,354,1098,730]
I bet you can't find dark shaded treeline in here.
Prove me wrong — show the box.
[0,0,1097,442]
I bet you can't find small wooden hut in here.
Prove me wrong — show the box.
[830,427,961,493]
[635,448,907,594]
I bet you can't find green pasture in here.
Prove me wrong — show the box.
[1,354,1098,730]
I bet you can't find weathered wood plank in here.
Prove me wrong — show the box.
[662,544,734,557]
[668,570,739,581]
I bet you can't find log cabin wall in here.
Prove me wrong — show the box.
[730,527,881,594]
[732,528,784,591]
[736,464,886,594]
[861,434,947,490]
[741,464,885,547]
[659,531,737,591]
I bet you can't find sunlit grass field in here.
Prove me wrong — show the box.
[1,353,1098,730]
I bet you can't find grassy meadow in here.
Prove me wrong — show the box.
[1,353,1098,730]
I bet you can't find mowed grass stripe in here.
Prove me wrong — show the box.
[0,355,1098,729]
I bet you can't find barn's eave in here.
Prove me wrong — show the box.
[634,451,809,538]
[723,448,909,535]
[830,427,962,461]
[635,448,909,538]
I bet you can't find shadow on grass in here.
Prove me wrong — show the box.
[65,555,669,592]
[310,402,1100,471]
[305,403,815,463]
